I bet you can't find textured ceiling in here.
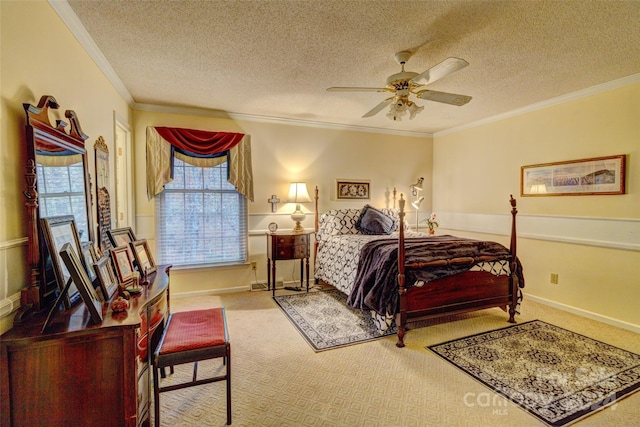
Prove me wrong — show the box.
[64,0,640,135]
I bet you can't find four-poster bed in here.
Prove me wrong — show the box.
[313,187,523,347]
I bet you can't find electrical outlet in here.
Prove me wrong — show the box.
[250,261,257,270]
[550,273,559,284]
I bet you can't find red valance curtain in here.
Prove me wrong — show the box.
[146,126,254,201]
[154,127,244,155]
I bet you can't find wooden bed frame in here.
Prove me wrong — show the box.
[313,187,521,348]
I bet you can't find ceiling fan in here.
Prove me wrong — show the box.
[327,51,472,121]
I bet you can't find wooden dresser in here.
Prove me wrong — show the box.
[0,266,172,427]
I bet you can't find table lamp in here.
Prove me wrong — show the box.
[287,182,312,233]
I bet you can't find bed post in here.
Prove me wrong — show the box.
[396,194,407,348]
[314,186,319,274]
[508,194,518,323]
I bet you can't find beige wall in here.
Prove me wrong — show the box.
[132,109,432,294]
[434,82,640,328]
[1,1,637,334]
[0,1,131,332]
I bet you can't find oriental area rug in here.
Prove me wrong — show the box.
[428,320,640,426]
[273,289,395,352]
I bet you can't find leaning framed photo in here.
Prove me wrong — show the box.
[81,241,98,284]
[130,239,156,275]
[107,227,137,260]
[93,256,119,301]
[59,242,103,324]
[110,245,135,285]
[40,215,84,309]
[336,179,370,200]
[521,155,626,197]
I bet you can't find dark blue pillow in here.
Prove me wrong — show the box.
[355,205,396,235]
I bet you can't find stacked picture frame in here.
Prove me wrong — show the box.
[40,223,158,331]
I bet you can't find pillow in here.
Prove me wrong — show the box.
[355,205,396,235]
[317,209,361,243]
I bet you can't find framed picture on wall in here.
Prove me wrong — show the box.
[94,135,112,252]
[521,155,626,196]
[336,180,370,200]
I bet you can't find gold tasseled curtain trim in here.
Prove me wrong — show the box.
[146,127,254,201]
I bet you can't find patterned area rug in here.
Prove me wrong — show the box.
[428,320,640,426]
[273,289,395,351]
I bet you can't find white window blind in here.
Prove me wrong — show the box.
[37,163,90,240]
[155,158,247,267]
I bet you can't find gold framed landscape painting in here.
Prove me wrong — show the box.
[521,155,626,196]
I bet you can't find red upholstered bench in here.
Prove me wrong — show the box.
[153,307,231,426]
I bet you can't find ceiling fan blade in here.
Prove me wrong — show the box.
[327,87,389,92]
[411,57,469,86]
[416,90,472,106]
[362,97,395,118]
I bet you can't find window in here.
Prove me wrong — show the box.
[37,162,90,240]
[155,158,247,267]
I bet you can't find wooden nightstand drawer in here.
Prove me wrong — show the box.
[276,244,308,259]
[276,234,308,245]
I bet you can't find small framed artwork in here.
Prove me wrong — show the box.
[110,245,135,285]
[59,242,103,325]
[521,154,626,196]
[93,256,119,301]
[130,239,156,275]
[336,180,370,200]
[40,215,84,309]
[81,241,98,284]
[107,227,137,260]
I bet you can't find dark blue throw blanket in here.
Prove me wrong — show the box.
[346,235,524,316]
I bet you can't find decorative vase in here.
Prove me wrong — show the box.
[429,229,435,235]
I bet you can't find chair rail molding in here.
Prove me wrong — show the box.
[439,212,639,252]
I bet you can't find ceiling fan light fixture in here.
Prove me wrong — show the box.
[386,97,423,121]
[328,51,471,120]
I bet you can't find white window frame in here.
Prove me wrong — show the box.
[155,158,248,268]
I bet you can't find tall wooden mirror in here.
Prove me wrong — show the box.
[16,95,95,323]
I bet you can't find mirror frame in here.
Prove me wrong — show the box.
[16,95,95,322]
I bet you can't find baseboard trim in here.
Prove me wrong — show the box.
[172,280,305,298]
[525,293,640,334]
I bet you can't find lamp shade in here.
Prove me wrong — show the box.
[287,182,312,203]
[410,177,424,196]
[411,196,424,210]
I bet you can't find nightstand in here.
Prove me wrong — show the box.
[266,231,312,296]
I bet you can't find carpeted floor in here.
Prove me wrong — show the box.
[154,289,640,426]
[273,289,395,351]
[428,320,640,426]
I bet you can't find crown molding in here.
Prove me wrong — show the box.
[435,73,640,138]
[133,103,432,138]
[49,0,134,105]
[53,0,637,140]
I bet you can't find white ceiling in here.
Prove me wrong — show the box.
[62,0,640,136]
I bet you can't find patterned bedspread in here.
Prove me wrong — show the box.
[314,208,522,333]
[346,235,519,316]
[314,230,429,332]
